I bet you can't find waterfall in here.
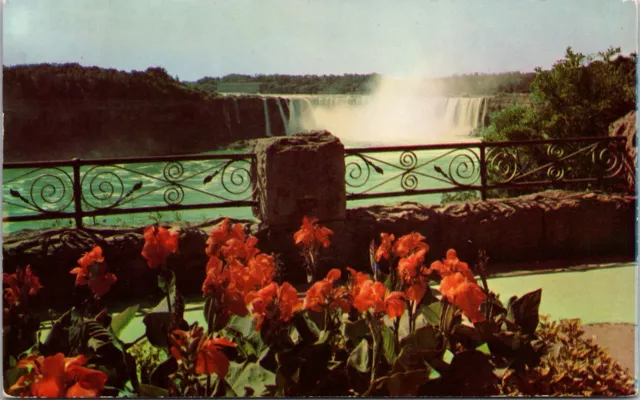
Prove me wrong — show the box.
[275,98,289,136]
[262,98,272,137]
[441,97,486,134]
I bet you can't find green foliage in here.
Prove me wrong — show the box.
[484,47,636,142]
[500,317,636,396]
[3,63,214,102]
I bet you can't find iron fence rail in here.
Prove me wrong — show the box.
[3,152,256,228]
[345,136,632,202]
[2,136,633,229]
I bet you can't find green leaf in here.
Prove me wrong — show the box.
[347,339,370,374]
[157,270,176,295]
[508,289,542,335]
[380,324,397,365]
[476,343,491,355]
[142,312,173,348]
[228,362,276,397]
[418,301,443,326]
[386,370,431,396]
[227,314,255,338]
[316,330,331,345]
[110,305,139,339]
[138,383,169,397]
[344,319,369,344]
[401,324,443,352]
[383,274,394,292]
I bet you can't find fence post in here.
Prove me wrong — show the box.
[479,142,487,201]
[72,158,84,229]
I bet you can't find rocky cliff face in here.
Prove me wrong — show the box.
[608,111,636,192]
[2,96,291,162]
[3,93,532,162]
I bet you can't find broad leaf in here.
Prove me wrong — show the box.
[110,305,139,339]
[401,324,443,352]
[347,338,370,374]
[386,369,431,396]
[157,270,176,295]
[344,319,369,344]
[228,362,276,396]
[419,301,443,326]
[508,289,542,335]
[138,384,169,397]
[380,324,397,365]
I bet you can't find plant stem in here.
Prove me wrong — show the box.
[206,374,212,397]
[393,317,400,349]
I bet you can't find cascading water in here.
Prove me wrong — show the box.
[262,98,272,137]
[275,99,289,136]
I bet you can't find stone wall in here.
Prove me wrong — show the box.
[3,190,634,309]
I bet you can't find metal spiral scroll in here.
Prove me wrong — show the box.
[486,147,520,183]
[345,154,374,189]
[448,148,481,186]
[80,166,127,210]
[591,143,624,178]
[163,161,185,182]
[220,159,253,196]
[164,184,185,205]
[399,151,419,191]
[10,167,76,213]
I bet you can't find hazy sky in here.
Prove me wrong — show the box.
[1,0,637,80]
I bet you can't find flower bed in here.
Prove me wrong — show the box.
[3,218,636,397]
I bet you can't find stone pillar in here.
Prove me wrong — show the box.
[250,131,346,228]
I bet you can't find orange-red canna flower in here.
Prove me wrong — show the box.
[8,353,108,398]
[206,218,234,258]
[142,226,179,268]
[346,267,370,299]
[245,282,302,330]
[169,324,237,379]
[69,246,117,299]
[196,336,237,378]
[393,232,429,258]
[397,249,427,283]
[303,269,349,312]
[375,233,396,262]
[439,272,487,323]
[353,280,405,319]
[201,261,248,318]
[428,249,475,282]
[294,216,333,249]
[3,265,43,308]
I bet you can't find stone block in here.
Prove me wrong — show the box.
[250,131,346,227]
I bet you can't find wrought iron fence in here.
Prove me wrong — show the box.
[345,137,632,202]
[3,153,256,228]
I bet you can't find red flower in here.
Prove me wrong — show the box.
[245,282,302,330]
[393,232,429,258]
[375,233,396,262]
[196,336,237,378]
[206,218,233,257]
[294,216,333,249]
[169,324,237,379]
[353,280,405,319]
[303,269,349,312]
[8,353,108,398]
[201,261,248,318]
[439,272,487,323]
[346,267,370,299]
[3,265,43,308]
[69,246,117,299]
[397,249,427,283]
[428,249,475,283]
[142,226,179,268]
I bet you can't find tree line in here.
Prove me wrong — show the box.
[3,63,212,102]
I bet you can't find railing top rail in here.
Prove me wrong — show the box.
[345,141,480,154]
[484,136,625,148]
[3,151,256,169]
[345,136,626,154]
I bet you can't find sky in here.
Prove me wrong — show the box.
[1,0,638,81]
